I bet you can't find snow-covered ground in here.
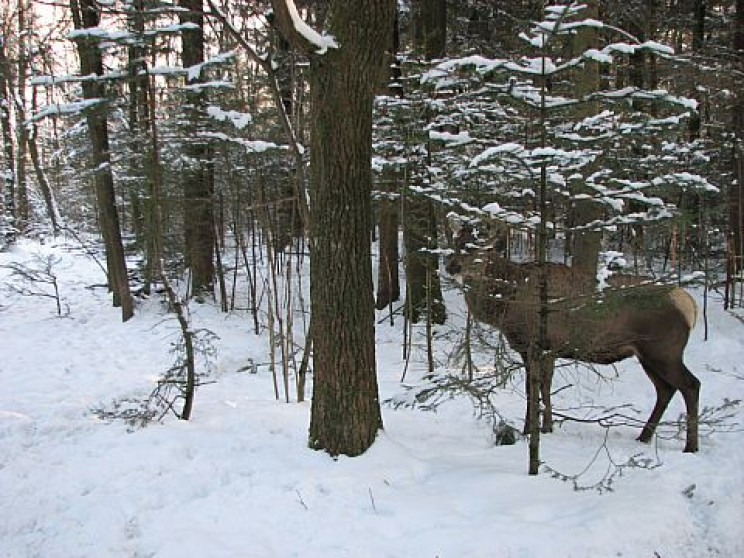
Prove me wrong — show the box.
[1,237,742,557]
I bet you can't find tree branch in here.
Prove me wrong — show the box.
[204,0,309,229]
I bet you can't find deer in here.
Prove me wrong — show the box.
[445,220,701,453]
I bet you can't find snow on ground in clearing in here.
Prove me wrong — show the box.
[1,237,743,557]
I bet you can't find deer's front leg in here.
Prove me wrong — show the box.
[522,355,532,435]
[540,355,555,433]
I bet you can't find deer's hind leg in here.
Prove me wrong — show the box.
[676,363,700,453]
[637,357,676,445]
[638,356,701,452]
[656,360,701,453]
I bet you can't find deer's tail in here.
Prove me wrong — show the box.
[670,288,697,331]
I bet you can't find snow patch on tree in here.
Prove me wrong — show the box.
[283,0,338,54]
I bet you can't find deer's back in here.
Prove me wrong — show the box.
[465,258,694,363]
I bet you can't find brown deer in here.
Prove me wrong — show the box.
[445,221,701,452]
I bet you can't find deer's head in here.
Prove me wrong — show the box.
[445,219,478,277]
[445,217,508,279]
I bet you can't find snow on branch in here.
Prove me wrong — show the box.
[206,106,252,130]
[199,132,289,154]
[67,23,201,45]
[428,130,473,147]
[471,143,598,169]
[181,80,234,92]
[68,27,133,42]
[592,87,697,110]
[184,50,236,82]
[31,72,128,87]
[285,0,337,53]
[430,38,678,84]
[408,186,538,230]
[651,173,719,193]
[571,208,675,231]
[269,0,338,55]
[30,99,106,122]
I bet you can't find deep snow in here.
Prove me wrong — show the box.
[1,237,742,558]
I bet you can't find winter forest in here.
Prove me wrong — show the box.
[1,0,743,556]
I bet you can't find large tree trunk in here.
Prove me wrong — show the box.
[404,0,447,325]
[179,0,215,298]
[271,0,395,457]
[70,0,134,321]
[307,1,394,456]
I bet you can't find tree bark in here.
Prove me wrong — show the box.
[272,0,395,457]
[0,35,16,244]
[688,0,706,140]
[28,90,60,233]
[70,0,134,321]
[731,0,744,270]
[15,0,29,229]
[413,0,446,58]
[179,0,215,298]
[375,11,402,311]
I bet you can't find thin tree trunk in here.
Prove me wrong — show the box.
[70,0,134,321]
[404,0,447,325]
[126,0,150,278]
[570,0,601,275]
[15,0,29,229]
[375,181,400,309]
[689,0,706,140]
[731,0,744,271]
[28,90,61,233]
[0,35,16,243]
[179,0,215,298]
[375,11,402,311]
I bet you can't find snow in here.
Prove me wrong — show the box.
[1,238,743,557]
[68,27,133,42]
[199,131,286,153]
[181,80,234,91]
[505,57,558,76]
[428,130,472,146]
[283,0,338,54]
[206,106,253,130]
[651,173,719,193]
[185,51,236,82]
[30,72,129,87]
[30,99,105,121]
[471,142,525,166]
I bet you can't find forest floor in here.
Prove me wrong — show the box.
[1,236,743,558]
